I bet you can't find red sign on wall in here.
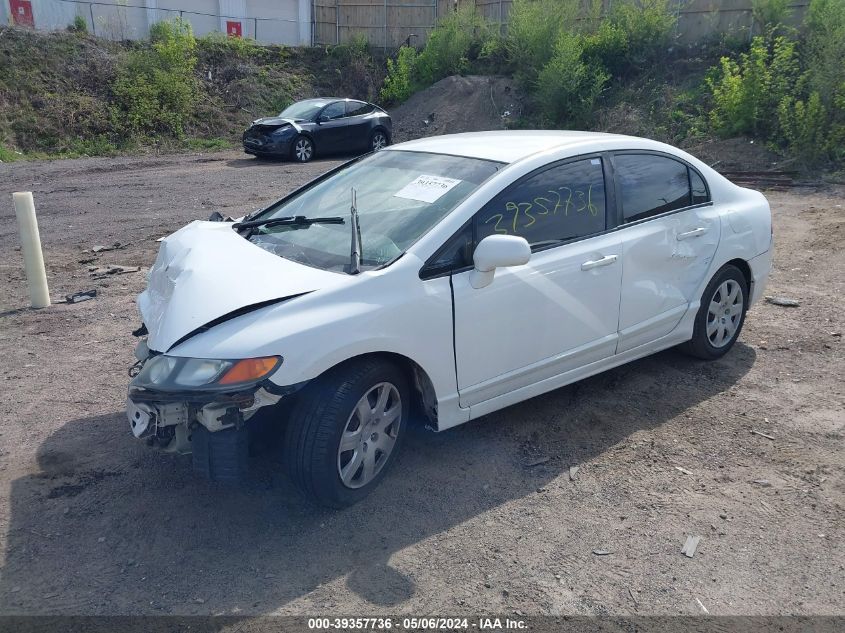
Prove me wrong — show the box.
[10,0,35,28]
[226,21,242,38]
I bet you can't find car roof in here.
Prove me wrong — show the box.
[388,130,645,164]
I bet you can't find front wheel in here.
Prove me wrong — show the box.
[291,135,314,163]
[681,264,748,360]
[283,358,408,507]
[370,130,389,152]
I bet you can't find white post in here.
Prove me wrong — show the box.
[12,192,50,309]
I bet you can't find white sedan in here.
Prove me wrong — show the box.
[127,131,773,506]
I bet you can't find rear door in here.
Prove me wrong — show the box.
[612,152,721,352]
[450,156,625,408]
[345,101,375,151]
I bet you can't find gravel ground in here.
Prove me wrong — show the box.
[0,150,843,617]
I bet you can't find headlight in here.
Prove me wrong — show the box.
[131,355,282,391]
[271,126,295,137]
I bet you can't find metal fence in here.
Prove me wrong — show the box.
[313,0,813,47]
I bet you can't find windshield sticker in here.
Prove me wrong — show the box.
[394,175,462,203]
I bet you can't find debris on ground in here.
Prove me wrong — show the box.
[592,549,613,556]
[63,289,97,304]
[90,242,127,253]
[674,466,693,475]
[751,430,775,440]
[695,597,710,614]
[681,535,701,558]
[569,466,580,481]
[89,265,141,279]
[752,479,772,487]
[765,296,801,307]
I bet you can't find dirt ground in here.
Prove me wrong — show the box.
[0,149,843,619]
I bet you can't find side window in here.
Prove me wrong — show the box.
[474,158,607,247]
[347,101,373,117]
[322,102,346,120]
[421,224,473,278]
[690,168,710,205]
[615,154,691,223]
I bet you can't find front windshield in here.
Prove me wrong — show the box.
[278,100,330,121]
[247,150,501,273]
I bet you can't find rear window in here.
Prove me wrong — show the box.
[347,101,374,116]
[615,154,691,222]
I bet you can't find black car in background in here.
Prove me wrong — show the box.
[242,98,392,162]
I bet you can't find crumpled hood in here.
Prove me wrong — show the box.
[138,221,346,352]
[250,117,302,132]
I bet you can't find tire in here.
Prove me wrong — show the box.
[283,358,409,507]
[681,264,749,360]
[192,426,249,483]
[369,130,389,152]
[291,135,314,163]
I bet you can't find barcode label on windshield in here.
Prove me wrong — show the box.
[394,175,462,203]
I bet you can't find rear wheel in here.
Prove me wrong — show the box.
[283,358,408,507]
[681,264,748,360]
[370,130,389,152]
[291,135,314,163]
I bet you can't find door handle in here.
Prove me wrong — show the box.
[677,227,708,240]
[581,254,618,271]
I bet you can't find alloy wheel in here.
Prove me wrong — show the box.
[371,133,387,151]
[337,382,402,489]
[706,279,744,348]
[295,138,313,162]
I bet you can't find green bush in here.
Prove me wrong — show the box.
[535,32,607,127]
[68,15,87,34]
[777,92,830,163]
[752,0,792,33]
[414,6,489,86]
[506,0,579,84]
[805,0,845,105]
[380,45,417,103]
[583,0,676,76]
[196,31,262,60]
[705,34,800,138]
[111,18,198,137]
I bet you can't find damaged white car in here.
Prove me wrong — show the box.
[127,131,773,507]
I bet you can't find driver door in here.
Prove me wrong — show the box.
[313,101,349,153]
[451,156,624,408]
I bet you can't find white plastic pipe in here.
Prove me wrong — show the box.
[12,192,50,308]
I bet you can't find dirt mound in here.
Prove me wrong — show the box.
[389,75,521,143]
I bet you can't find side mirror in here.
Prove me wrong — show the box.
[470,235,531,289]
[317,114,329,124]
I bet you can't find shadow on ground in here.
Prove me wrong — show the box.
[0,345,755,615]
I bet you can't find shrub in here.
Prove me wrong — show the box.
[583,0,676,76]
[111,18,198,137]
[535,32,608,127]
[804,0,845,105]
[506,0,579,84]
[196,31,262,60]
[414,6,489,86]
[380,45,417,103]
[751,0,792,32]
[68,15,87,34]
[777,92,830,164]
[705,34,800,138]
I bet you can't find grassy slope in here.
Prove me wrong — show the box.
[0,27,385,160]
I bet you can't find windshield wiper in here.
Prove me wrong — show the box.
[349,188,363,275]
[233,215,345,231]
